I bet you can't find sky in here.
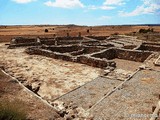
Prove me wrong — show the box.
[0,0,160,25]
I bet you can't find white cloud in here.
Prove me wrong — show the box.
[98,16,112,20]
[88,5,115,10]
[101,5,115,10]
[12,0,36,4]
[44,0,84,9]
[104,0,125,5]
[119,1,160,16]
[88,0,124,11]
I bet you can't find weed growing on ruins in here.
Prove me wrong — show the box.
[0,99,27,120]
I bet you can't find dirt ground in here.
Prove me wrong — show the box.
[1,25,160,42]
[0,69,60,120]
[0,43,102,101]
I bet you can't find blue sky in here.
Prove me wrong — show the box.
[0,0,160,25]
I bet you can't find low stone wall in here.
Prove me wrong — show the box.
[8,42,41,49]
[86,36,108,40]
[11,37,37,44]
[8,36,103,48]
[42,45,106,56]
[26,47,115,69]
[57,40,81,45]
[56,40,100,46]
[42,45,82,53]
[25,47,74,62]
[137,44,160,52]
[9,36,84,48]
[83,46,105,54]
[77,56,116,68]
[123,45,137,49]
[40,40,55,45]
[92,48,152,62]
[70,49,85,56]
[115,48,152,62]
[55,37,83,40]
[92,49,116,60]
[143,42,160,46]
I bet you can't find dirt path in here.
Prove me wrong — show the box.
[0,43,102,101]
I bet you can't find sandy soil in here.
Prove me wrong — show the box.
[0,43,102,101]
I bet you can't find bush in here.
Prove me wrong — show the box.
[44,29,48,32]
[0,100,27,120]
[139,28,154,33]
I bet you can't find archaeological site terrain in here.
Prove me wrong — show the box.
[0,25,160,120]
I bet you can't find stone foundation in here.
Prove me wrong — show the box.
[25,46,116,69]
[92,48,152,62]
[137,43,160,52]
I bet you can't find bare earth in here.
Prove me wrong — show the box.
[1,25,160,42]
[0,69,60,120]
[0,43,102,101]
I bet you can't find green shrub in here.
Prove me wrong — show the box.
[0,100,27,120]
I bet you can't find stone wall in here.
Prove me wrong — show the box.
[115,48,152,62]
[77,56,116,68]
[11,37,37,44]
[40,40,55,45]
[8,42,41,49]
[123,45,137,49]
[25,47,74,62]
[9,36,84,48]
[42,45,82,53]
[55,37,83,40]
[92,48,152,62]
[92,49,116,60]
[143,42,160,46]
[70,49,85,56]
[56,40,81,45]
[86,36,108,40]
[82,46,105,54]
[137,44,160,52]
[25,47,116,69]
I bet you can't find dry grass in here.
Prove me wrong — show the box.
[0,99,27,120]
[0,25,160,42]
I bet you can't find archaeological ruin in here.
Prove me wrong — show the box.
[0,33,160,119]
